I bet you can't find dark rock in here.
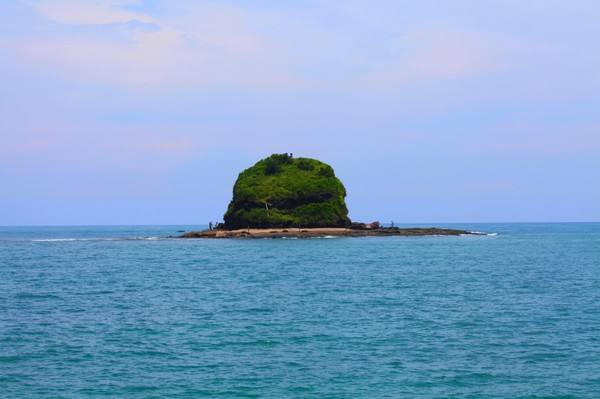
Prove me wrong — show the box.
[350,222,367,230]
[365,221,380,229]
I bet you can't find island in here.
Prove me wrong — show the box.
[181,153,476,239]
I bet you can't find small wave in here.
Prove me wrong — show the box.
[32,238,121,242]
[32,236,164,242]
[464,231,499,237]
[32,238,80,242]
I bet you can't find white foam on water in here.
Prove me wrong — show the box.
[463,231,499,237]
[32,238,79,242]
[32,236,164,242]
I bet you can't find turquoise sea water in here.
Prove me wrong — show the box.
[1,223,599,398]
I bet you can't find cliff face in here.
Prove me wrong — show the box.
[223,154,350,229]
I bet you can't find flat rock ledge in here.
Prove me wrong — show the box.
[179,227,476,239]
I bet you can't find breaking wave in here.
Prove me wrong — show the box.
[31,237,164,242]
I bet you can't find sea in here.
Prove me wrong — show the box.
[1,223,599,398]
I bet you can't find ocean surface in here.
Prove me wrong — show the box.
[1,223,599,398]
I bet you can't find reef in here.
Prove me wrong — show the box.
[180,226,475,239]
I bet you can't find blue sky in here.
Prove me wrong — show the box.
[1,0,599,225]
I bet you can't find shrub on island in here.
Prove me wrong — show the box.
[223,154,350,229]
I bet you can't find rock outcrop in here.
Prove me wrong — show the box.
[223,154,350,229]
[181,227,477,239]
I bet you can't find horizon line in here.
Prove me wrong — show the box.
[1,221,599,228]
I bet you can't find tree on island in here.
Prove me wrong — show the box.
[223,154,350,229]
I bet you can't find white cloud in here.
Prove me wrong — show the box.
[12,2,296,88]
[31,0,152,25]
[16,28,181,85]
[363,28,508,87]
[10,0,600,98]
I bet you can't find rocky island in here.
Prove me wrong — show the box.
[181,154,475,239]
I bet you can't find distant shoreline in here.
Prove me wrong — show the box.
[179,227,477,239]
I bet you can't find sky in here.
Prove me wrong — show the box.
[1,0,600,225]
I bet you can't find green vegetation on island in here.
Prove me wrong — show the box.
[223,154,350,229]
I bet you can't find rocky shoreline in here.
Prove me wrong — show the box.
[179,227,478,239]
